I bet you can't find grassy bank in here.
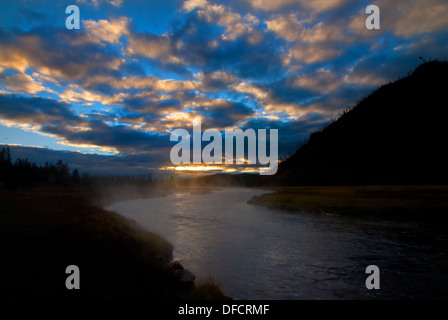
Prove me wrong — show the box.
[248,185,448,223]
[0,185,227,301]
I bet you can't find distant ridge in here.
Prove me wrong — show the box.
[275,61,448,185]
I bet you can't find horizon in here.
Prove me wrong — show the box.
[1,0,447,178]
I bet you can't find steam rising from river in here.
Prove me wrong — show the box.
[107,188,448,300]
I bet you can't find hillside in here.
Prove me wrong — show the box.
[275,61,448,185]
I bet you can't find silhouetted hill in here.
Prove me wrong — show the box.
[276,61,448,185]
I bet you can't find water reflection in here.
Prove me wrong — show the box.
[107,188,448,300]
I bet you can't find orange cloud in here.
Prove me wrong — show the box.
[83,17,130,44]
[0,73,55,94]
[246,0,349,13]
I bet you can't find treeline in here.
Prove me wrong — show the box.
[0,146,153,189]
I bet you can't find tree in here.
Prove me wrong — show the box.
[0,147,12,166]
[6,147,11,164]
[72,169,80,184]
[55,160,70,184]
[81,172,90,186]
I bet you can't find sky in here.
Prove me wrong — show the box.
[0,0,447,177]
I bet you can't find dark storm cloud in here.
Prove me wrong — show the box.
[197,71,237,92]
[0,26,123,81]
[169,12,284,80]
[0,94,78,124]
[0,94,172,155]
[42,119,171,155]
[200,100,256,129]
[260,78,316,105]
[122,95,185,115]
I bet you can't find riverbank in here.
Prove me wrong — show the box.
[0,185,227,301]
[248,185,448,223]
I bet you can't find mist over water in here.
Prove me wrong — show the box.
[107,188,448,300]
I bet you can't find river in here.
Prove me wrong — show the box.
[106,188,448,300]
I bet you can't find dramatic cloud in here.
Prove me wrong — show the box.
[0,94,171,155]
[183,0,262,43]
[289,45,341,63]
[126,33,180,63]
[293,69,343,94]
[0,27,124,81]
[83,17,130,44]
[0,94,79,124]
[0,73,54,94]
[379,0,448,38]
[266,14,347,43]
[245,0,350,13]
[0,0,447,175]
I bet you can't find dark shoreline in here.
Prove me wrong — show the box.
[247,185,448,225]
[0,184,228,301]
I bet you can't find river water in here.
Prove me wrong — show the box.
[106,188,448,300]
